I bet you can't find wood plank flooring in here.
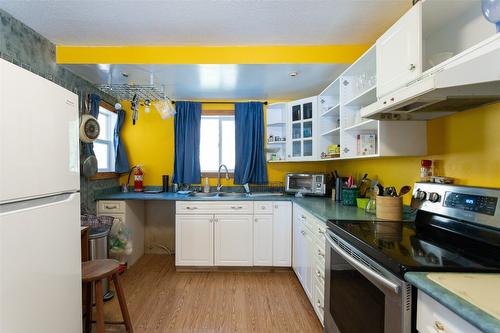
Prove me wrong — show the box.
[99,254,322,333]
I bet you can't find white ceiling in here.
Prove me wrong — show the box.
[64,63,348,100]
[0,0,410,46]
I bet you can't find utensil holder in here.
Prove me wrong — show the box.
[376,196,403,220]
[342,188,359,206]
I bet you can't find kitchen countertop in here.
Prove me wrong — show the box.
[96,191,415,223]
[405,272,500,333]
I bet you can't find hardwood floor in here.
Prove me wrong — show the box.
[99,254,322,333]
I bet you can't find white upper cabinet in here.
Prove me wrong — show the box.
[286,96,318,161]
[265,102,288,162]
[376,1,422,98]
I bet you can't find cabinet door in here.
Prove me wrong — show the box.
[376,2,422,98]
[293,213,313,300]
[302,228,314,301]
[273,202,292,267]
[175,215,214,266]
[253,215,273,266]
[287,97,317,161]
[214,215,253,266]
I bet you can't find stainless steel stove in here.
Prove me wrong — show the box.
[324,183,500,333]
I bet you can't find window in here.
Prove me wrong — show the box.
[200,115,235,173]
[94,104,117,172]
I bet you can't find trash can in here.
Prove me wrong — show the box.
[89,227,114,301]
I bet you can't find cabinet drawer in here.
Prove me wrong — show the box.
[301,210,326,244]
[253,202,273,214]
[176,201,253,215]
[417,291,482,333]
[98,200,125,214]
[313,281,325,325]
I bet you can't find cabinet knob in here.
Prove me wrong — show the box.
[300,230,306,235]
[317,249,325,258]
[408,63,416,71]
[255,218,258,222]
[186,206,198,210]
[230,206,243,209]
[104,205,118,209]
[318,228,325,235]
[316,300,324,310]
[434,321,445,331]
[274,205,278,209]
[301,215,306,219]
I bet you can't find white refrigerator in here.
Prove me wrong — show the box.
[0,59,82,332]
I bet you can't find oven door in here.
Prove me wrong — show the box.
[324,230,412,333]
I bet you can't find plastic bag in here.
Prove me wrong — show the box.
[109,218,133,263]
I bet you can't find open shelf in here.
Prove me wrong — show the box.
[344,119,377,132]
[320,104,340,117]
[321,127,341,136]
[344,86,376,108]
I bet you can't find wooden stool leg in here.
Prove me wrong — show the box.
[112,273,133,333]
[94,280,105,333]
[84,282,93,333]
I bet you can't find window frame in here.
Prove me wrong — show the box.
[200,111,235,178]
[90,101,119,180]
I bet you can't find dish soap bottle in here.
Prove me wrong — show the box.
[203,177,210,193]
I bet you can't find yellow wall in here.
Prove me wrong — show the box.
[120,99,500,196]
[332,103,500,204]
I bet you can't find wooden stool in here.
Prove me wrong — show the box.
[82,259,133,333]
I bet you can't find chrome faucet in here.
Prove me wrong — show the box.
[217,164,230,193]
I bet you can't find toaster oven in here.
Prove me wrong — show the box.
[285,173,330,196]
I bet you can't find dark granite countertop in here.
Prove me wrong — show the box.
[96,190,415,223]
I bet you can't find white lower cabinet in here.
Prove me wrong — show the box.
[175,201,292,267]
[273,202,292,266]
[215,215,253,266]
[253,215,273,266]
[292,203,326,325]
[175,215,214,266]
[417,291,482,333]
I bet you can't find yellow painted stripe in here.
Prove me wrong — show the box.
[56,45,369,64]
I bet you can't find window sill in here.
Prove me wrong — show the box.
[201,172,234,178]
[88,172,119,181]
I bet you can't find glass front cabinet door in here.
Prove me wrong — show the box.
[287,96,317,161]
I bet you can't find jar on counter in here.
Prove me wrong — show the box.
[420,160,432,182]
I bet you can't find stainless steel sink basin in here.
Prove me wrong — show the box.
[216,192,248,197]
[191,192,218,197]
[248,192,284,197]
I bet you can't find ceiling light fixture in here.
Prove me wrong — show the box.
[121,72,129,78]
[289,71,299,77]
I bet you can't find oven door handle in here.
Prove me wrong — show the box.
[326,233,400,294]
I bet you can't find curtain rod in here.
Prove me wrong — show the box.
[171,101,268,105]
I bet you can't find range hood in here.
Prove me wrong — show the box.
[361,36,500,121]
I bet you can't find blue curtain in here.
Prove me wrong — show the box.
[83,93,101,156]
[114,109,130,173]
[173,101,202,184]
[234,102,268,184]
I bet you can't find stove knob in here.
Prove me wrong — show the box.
[413,189,427,201]
[428,192,441,203]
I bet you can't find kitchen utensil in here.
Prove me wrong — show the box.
[82,154,98,178]
[79,114,100,143]
[384,186,397,197]
[347,176,354,188]
[131,94,139,125]
[398,185,411,197]
[356,198,370,210]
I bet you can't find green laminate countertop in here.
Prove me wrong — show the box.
[96,190,415,223]
[405,272,500,333]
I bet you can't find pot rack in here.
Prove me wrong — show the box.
[98,72,267,104]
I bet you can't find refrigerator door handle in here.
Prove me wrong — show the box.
[0,192,78,215]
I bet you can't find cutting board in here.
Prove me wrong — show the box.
[427,273,500,320]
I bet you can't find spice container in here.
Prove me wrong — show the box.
[420,159,432,182]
